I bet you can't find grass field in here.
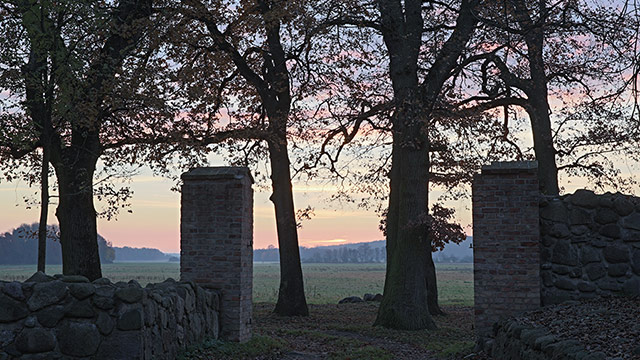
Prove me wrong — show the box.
[0,262,476,359]
[0,262,473,306]
[254,263,473,306]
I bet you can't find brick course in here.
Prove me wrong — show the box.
[180,167,253,342]
[472,161,540,339]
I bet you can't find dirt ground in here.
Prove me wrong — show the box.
[182,302,488,360]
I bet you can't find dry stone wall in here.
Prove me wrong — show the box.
[473,162,640,353]
[540,190,640,304]
[0,273,220,359]
[490,318,607,360]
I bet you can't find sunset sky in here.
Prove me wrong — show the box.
[2,155,633,253]
[1,0,639,254]
[0,162,393,253]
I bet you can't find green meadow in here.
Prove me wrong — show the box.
[254,262,472,305]
[0,262,476,359]
[0,262,473,306]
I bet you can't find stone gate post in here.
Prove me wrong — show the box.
[472,161,540,341]
[180,167,253,342]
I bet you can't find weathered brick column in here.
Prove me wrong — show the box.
[472,161,540,340]
[180,167,253,342]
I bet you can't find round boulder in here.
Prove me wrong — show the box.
[595,208,619,224]
[577,282,596,293]
[569,208,591,226]
[338,296,364,304]
[549,224,571,239]
[115,286,143,304]
[36,305,65,328]
[117,308,143,331]
[599,224,621,239]
[585,263,606,281]
[0,329,16,348]
[570,190,599,208]
[15,328,55,354]
[623,213,640,231]
[623,278,640,297]
[92,278,111,285]
[607,263,629,277]
[614,197,634,216]
[540,200,567,222]
[96,312,115,335]
[69,283,95,300]
[580,247,600,264]
[0,294,29,323]
[554,278,576,291]
[603,246,629,263]
[64,299,96,318]
[27,281,69,311]
[632,249,640,275]
[551,241,578,266]
[2,282,25,301]
[60,275,90,283]
[57,322,101,357]
[25,272,54,283]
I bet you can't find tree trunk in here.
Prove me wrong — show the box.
[374,0,476,329]
[528,97,558,196]
[527,69,559,195]
[375,101,436,330]
[37,147,49,273]
[373,0,436,329]
[54,151,102,281]
[426,254,445,315]
[268,138,309,316]
[521,9,559,196]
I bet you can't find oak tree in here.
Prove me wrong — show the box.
[454,0,640,194]
[0,0,173,280]
[314,0,486,325]
[372,0,479,330]
[166,0,345,316]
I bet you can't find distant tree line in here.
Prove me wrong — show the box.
[254,243,385,263]
[0,224,114,265]
[254,242,471,264]
[113,247,169,262]
[302,244,386,263]
[432,254,472,264]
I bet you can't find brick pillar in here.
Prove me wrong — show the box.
[472,161,540,340]
[180,167,253,342]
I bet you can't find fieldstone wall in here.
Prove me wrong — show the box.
[472,161,541,339]
[491,318,606,360]
[540,190,640,304]
[0,273,220,359]
[180,167,253,342]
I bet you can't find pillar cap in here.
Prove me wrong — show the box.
[181,167,254,183]
[481,161,538,174]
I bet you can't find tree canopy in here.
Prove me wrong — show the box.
[1,0,640,328]
[0,0,175,280]
[0,223,114,265]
